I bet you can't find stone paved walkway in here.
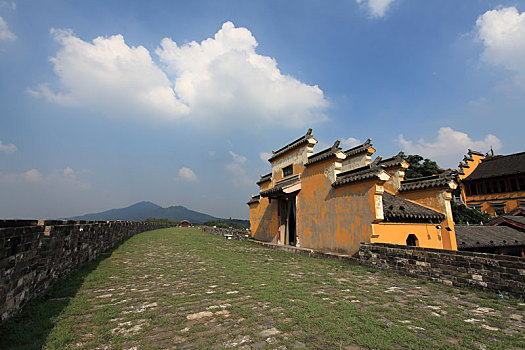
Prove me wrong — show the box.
[2,228,524,349]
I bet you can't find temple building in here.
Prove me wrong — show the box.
[457,150,525,216]
[247,129,457,254]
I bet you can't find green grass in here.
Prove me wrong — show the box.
[1,227,524,349]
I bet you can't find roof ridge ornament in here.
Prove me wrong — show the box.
[269,128,316,161]
[371,156,383,166]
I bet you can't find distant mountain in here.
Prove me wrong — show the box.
[146,205,217,224]
[68,201,162,221]
[67,201,222,224]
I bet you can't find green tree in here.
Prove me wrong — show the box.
[401,154,492,224]
[450,201,491,224]
[403,154,440,179]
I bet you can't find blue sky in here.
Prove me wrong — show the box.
[1,0,524,219]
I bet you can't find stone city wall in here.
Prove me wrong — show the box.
[358,243,525,298]
[251,240,524,298]
[0,220,174,323]
[202,226,250,240]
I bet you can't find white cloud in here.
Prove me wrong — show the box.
[20,169,45,184]
[29,29,190,120]
[356,0,395,18]
[0,167,91,188]
[259,152,272,162]
[399,127,502,168]
[31,22,328,128]
[178,167,197,182]
[60,167,91,189]
[476,6,525,89]
[341,137,360,149]
[0,139,17,154]
[0,16,15,41]
[226,150,251,186]
[156,21,328,128]
[229,150,247,164]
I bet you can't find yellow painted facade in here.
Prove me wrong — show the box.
[462,195,525,216]
[371,223,445,249]
[457,150,525,216]
[248,130,457,254]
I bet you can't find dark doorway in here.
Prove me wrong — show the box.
[406,234,419,247]
[278,196,297,246]
[288,198,296,246]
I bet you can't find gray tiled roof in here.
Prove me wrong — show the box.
[344,139,373,157]
[379,152,406,168]
[247,195,261,205]
[268,128,315,162]
[502,216,525,225]
[468,149,484,156]
[260,186,284,197]
[305,140,342,166]
[256,173,272,185]
[260,174,301,198]
[382,192,445,223]
[455,225,525,248]
[332,164,384,187]
[463,151,525,181]
[399,171,455,192]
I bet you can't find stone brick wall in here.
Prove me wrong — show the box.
[0,220,174,323]
[358,243,525,298]
[202,227,250,240]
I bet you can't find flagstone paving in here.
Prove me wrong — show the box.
[1,227,524,349]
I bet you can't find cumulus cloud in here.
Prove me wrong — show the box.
[226,150,252,186]
[0,16,15,41]
[156,22,328,128]
[476,6,525,89]
[356,0,395,18]
[178,167,197,182]
[28,29,190,120]
[31,22,328,128]
[341,137,360,149]
[0,139,17,154]
[399,127,501,168]
[0,167,90,188]
[259,152,272,162]
[19,169,45,184]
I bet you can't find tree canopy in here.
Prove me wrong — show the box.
[402,154,440,179]
[401,154,492,224]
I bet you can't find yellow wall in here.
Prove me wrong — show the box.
[383,166,407,194]
[372,223,445,249]
[458,153,484,180]
[249,141,458,253]
[341,147,374,172]
[465,192,525,216]
[248,197,279,243]
[397,188,457,250]
[458,152,484,204]
[297,160,376,254]
[269,144,313,183]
